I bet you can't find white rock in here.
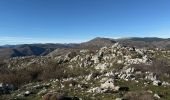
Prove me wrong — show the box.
[103,55,113,61]
[112,43,121,49]
[91,55,100,63]
[25,91,31,95]
[38,89,47,95]
[115,98,123,100]
[17,93,23,97]
[85,74,92,81]
[68,65,73,68]
[147,90,153,93]
[80,49,89,53]
[70,55,80,62]
[154,94,161,99]
[100,78,115,90]
[125,67,134,73]
[87,87,102,93]
[145,73,157,81]
[117,60,123,64]
[162,81,170,86]
[104,72,114,77]
[0,83,5,88]
[88,78,118,93]
[100,77,109,83]
[153,80,161,86]
[114,86,120,91]
[78,84,81,88]
[69,84,73,87]
[95,63,109,72]
[135,49,144,55]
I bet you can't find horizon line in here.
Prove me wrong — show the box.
[0,36,169,46]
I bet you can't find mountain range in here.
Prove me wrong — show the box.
[0,37,170,59]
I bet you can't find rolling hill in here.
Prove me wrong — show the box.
[0,37,170,59]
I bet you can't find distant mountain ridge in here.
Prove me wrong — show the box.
[0,37,170,59]
[76,37,116,49]
[0,43,72,59]
[117,37,170,49]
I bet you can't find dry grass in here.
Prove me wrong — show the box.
[132,58,170,76]
[0,61,69,86]
[123,91,155,100]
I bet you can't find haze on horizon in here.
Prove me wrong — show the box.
[0,0,170,45]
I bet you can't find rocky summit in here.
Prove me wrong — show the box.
[0,42,170,100]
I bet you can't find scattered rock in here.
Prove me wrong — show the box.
[153,80,162,86]
[154,94,161,99]
[100,78,115,90]
[24,91,31,97]
[91,55,100,63]
[115,98,123,100]
[38,89,48,96]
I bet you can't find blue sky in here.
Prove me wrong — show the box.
[0,0,170,45]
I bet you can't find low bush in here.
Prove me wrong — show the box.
[0,60,92,87]
[0,61,69,87]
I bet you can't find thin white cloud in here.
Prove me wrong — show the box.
[0,36,86,45]
[0,36,33,41]
[0,36,34,45]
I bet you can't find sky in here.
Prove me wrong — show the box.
[0,0,170,45]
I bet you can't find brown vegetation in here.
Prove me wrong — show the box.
[0,61,66,86]
[0,60,91,87]
[123,91,155,100]
[132,58,170,76]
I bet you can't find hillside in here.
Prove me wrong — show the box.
[0,42,170,100]
[0,48,24,59]
[0,43,73,59]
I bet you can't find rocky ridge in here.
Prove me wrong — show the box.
[0,43,170,100]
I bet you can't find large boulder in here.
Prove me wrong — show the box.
[91,55,100,64]
[88,78,119,93]
[100,78,120,92]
